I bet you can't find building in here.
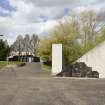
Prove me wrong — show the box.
[8,51,40,62]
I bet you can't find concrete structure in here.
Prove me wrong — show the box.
[52,44,62,75]
[78,41,105,78]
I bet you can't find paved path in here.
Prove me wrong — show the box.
[0,63,105,105]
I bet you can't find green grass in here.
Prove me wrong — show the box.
[0,61,22,70]
[42,64,51,72]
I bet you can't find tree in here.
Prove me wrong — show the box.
[79,10,101,43]
[38,10,104,66]
[17,35,23,57]
[11,35,24,60]
[0,39,10,61]
[23,34,30,54]
[11,34,39,56]
[37,36,54,62]
[30,34,39,55]
[38,19,81,64]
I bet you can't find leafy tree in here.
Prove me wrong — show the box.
[38,19,81,64]
[0,39,10,61]
[38,10,105,65]
[37,36,54,62]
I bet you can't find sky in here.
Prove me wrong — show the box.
[0,0,105,45]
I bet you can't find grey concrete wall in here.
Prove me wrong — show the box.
[77,41,105,78]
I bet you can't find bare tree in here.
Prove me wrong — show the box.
[11,35,23,61]
[79,10,101,43]
[23,34,30,55]
[30,34,39,56]
[11,34,39,59]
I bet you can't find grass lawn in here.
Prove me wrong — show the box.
[42,64,51,72]
[0,61,22,70]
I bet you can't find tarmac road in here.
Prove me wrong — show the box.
[0,63,105,105]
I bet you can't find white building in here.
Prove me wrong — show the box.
[77,41,105,78]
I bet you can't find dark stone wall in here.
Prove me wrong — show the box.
[56,62,99,78]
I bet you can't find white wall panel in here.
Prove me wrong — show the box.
[52,44,62,75]
[77,42,105,78]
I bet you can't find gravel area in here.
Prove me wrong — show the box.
[0,63,105,105]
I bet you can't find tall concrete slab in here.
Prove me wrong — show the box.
[77,41,105,78]
[52,44,62,75]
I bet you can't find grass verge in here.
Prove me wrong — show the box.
[42,64,51,72]
[0,61,22,70]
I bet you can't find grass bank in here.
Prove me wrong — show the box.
[42,64,51,72]
[0,61,22,69]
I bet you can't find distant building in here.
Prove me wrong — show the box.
[11,51,34,56]
[9,51,40,62]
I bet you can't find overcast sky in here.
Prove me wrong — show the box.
[0,0,105,44]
